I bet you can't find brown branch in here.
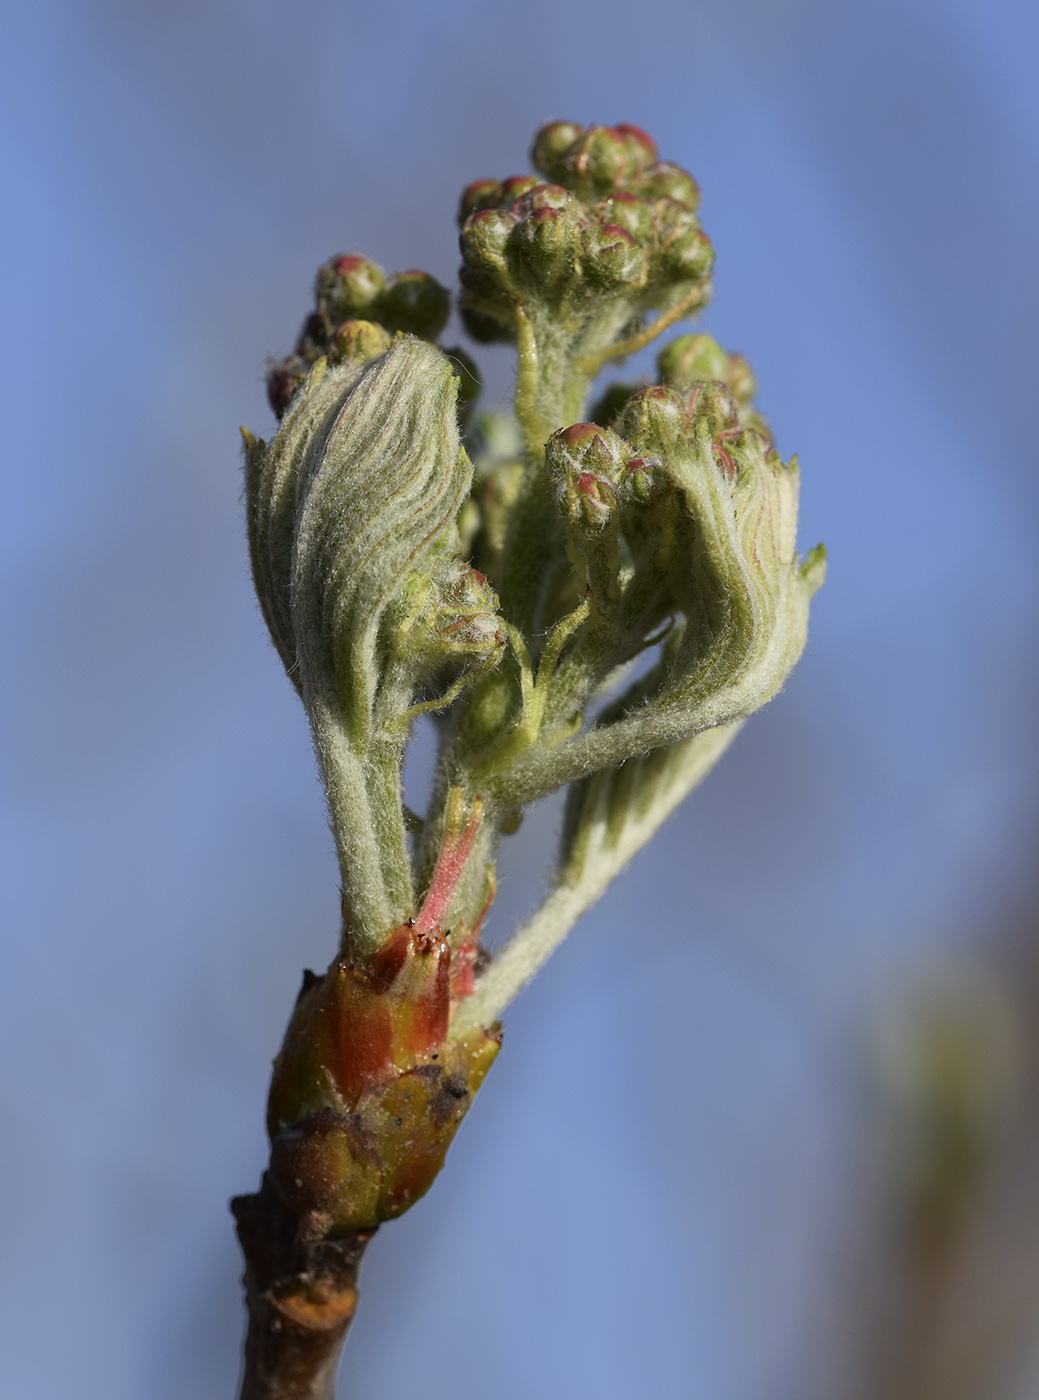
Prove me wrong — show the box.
[232,1174,376,1400]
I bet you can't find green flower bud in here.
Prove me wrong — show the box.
[547,423,629,609]
[512,182,574,215]
[315,252,386,324]
[394,558,505,672]
[579,219,646,293]
[458,210,521,339]
[651,200,714,284]
[530,120,586,182]
[536,122,658,202]
[550,420,629,481]
[378,269,450,340]
[658,333,758,409]
[460,208,518,272]
[594,190,656,243]
[500,173,540,205]
[636,161,701,210]
[578,122,657,197]
[509,204,579,297]
[458,177,502,225]
[617,383,690,451]
[328,318,393,368]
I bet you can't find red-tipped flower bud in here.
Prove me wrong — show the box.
[458,178,502,225]
[266,353,310,419]
[512,182,574,217]
[530,120,586,181]
[500,173,540,206]
[315,252,386,323]
[509,204,577,291]
[579,219,646,291]
[571,123,658,200]
[548,421,630,502]
[618,384,690,450]
[460,208,518,271]
[595,190,656,243]
[685,379,741,432]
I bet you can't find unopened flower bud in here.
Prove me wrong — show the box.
[572,470,618,528]
[530,120,586,182]
[553,420,628,474]
[548,422,628,523]
[395,557,505,671]
[512,182,574,217]
[458,178,502,225]
[509,204,577,293]
[686,379,741,433]
[636,161,701,210]
[460,208,518,271]
[500,173,540,205]
[657,332,726,384]
[595,190,656,243]
[266,353,310,420]
[315,252,386,324]
[625,454,666,505]
[329,318,392,367]
[378,269,450,340]
[581,124,656,197]
[618,384,690,451]
[652,201,714,283]
[658,333,757,405]
[579,219,646,292]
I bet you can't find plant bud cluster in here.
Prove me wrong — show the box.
[239,120,825,1271]
[457,121,713,346]
[543,352,822,730]
[394,557,506,677]
[267,251,460,419]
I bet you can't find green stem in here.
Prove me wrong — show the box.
[513,306,547,465]
[576,281,711,378]
[451,723,740,1035]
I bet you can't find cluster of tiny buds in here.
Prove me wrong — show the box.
[457,121,713,340]
[549,371,776,521]
[396,558,505,670]
[266,252,477,420]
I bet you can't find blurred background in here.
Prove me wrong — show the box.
[2,0,1038,1396]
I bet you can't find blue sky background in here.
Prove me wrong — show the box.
[2,1,1038,1397]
